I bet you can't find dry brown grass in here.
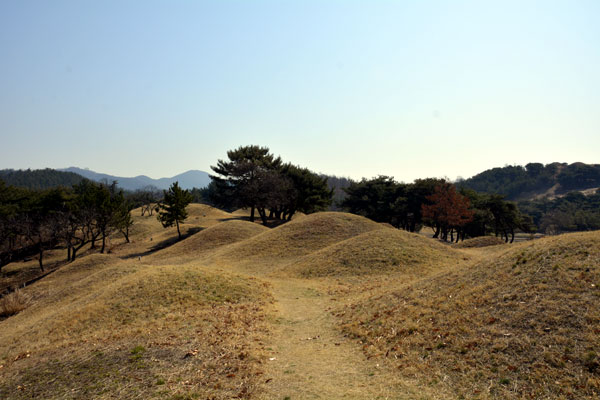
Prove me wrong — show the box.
[107,203,237,259]
[0,254,271,399]
[289,228,466,278]
[453,236,507,248]
[5,205,600,399]
[0,248,68,293]
[148,220,269,263]
[209,212,384,274]
[339,231,600,399]
[0,290,32,319]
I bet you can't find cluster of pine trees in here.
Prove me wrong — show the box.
[341,177,532,242]
[0,180,133,272]
[208,145,333,225]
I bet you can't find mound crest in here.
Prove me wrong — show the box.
[184,203,234,223]
[453,235,506,248]
[290,228,464,277]
[149,220,269,262]
[211,212,383,271]
[340,231,600,399]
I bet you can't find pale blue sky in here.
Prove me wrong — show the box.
[1,1,599,182]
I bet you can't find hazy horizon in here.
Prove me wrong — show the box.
[1,160,598,184]
[2,1,599,182]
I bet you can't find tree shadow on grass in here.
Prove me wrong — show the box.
[217,216,285,228]
[122,227,203,260]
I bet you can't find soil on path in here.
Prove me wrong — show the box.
[257,277,420,400]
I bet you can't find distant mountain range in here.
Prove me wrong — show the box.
[59,167,211,191]
[0,167,210,191]
[3,163,599,199]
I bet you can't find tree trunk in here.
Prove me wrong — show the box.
[450,229,454,242]
[122,227,130,243]
[432,226,440,239]
[258,208,268,225]
[250,206,255,222]
[100,232,106,253]
[38,248,44,272]
[510,228,515,243]
[176,220,181,240]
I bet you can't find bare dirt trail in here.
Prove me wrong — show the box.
[256,277,418,400]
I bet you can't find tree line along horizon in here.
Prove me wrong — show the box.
[1,145,599,273]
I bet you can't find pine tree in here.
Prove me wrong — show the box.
[210,145,282,222]
[157,182,192,240]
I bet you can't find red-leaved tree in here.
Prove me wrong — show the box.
[422,182,474,242]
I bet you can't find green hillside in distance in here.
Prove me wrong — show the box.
[0,169,86,190]
[458,162,600,201]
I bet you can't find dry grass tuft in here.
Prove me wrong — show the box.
[453,235,507,248]
[290,228,465,278]
[339,231,600,399]
[0,290,32,318]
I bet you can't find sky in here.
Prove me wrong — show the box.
[1,0,599,183]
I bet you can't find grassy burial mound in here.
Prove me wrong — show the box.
[290,228,465,278]
[339,231,600,399]
[127,203,233,239]
[453,235,507,249]
[0,255,270,399]
[148,220,269,263]
[210,212,384,273]
[109,204,237,260]
[183,203,235,226]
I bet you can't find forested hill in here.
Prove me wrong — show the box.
[458,162,600,200]
[0,168,85,190]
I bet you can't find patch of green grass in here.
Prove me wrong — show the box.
[129,345,145,361]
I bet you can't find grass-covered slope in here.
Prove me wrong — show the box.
[210,212,384,273]
[339,231,600,399]
[149,220,269,263]
[290,228,465,278]
[0,255,270,399]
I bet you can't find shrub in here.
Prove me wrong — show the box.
[0,289,32,317]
